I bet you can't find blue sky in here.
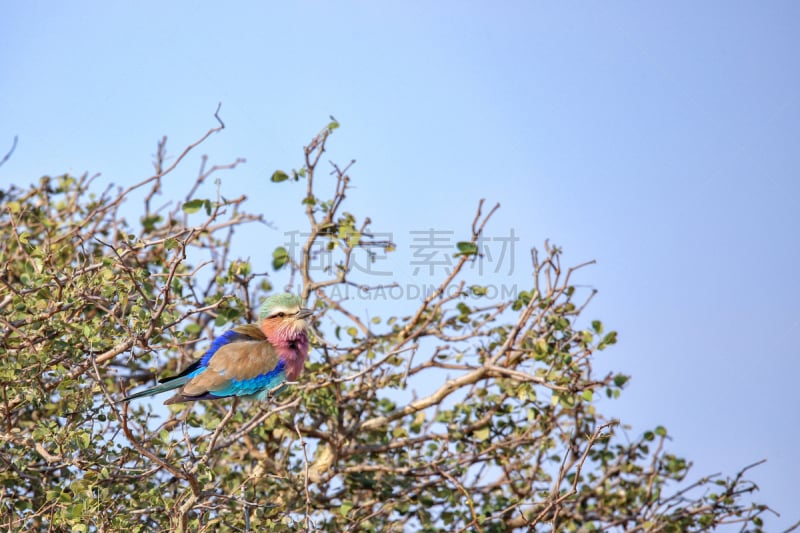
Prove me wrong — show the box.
[3,2,799,529]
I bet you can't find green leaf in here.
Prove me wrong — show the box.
[141,214,162,232]
[339,501,353,516]
[470,285,488,296]
[271,170,289,183]
[655,425,667,437]
[182,199,205,214]
[214,306,242,327]
[613,374,629,388]
[599,331,618,350]
[474,427,490,441]
[582,389,593,402]
[410,411,426,433]
[272,246,289,270]
[184,322,201,335]
[456,241,478,255]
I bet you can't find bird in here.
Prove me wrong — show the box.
[120,293,312,405]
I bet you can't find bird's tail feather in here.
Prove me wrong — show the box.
[118,377,189,403]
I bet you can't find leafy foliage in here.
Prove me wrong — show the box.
[0,116,771,532]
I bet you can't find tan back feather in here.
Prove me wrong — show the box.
[181,336,280,396]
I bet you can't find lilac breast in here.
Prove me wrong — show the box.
[273,331,309,380]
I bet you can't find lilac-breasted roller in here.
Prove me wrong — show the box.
[120,293,311,405]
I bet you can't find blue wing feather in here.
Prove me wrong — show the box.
[209,360,287,398]
[201,329,254,365]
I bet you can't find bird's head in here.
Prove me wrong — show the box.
[258,293,312,341]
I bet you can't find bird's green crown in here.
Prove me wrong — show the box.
[259,293,302,319]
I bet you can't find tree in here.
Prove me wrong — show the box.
[0,111,772,532]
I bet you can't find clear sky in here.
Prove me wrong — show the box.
[2,2,799,529]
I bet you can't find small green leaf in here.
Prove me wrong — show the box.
[410,411,426,432]
[214,306,242,327]
[345,230,361,246]
[599,331,618,350]
[613,374,629,388]
[182,199,205,214]
[582,389,593,402]
[470,285,488,296]
[271,170,289,183]
[272,247,289,270]
[184,323,201,335]
[456,241,478,255]
[339,501,353,516]
[474,426,490,440]
[141,214,162,232]
[655,425,667,437]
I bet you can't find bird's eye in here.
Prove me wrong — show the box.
[274,312,285,318]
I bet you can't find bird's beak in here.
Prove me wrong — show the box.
[295,308,313,320]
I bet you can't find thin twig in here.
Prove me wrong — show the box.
[0,135,18,168]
